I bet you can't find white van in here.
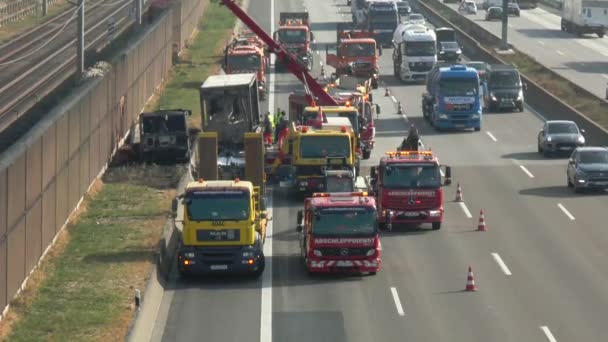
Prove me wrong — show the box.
[458,0,478,14]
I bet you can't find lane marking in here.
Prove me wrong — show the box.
[459,202,473,218]
[485,131,498,142]
[602,51,608,57]
[538,40,545,46]
[557,203,575,221]
[556,50,565,56]
[491,253,512,276]
[390,287,405,316]
[519,165,534,178]
[390,95,397,103]
[260,0,274,341]
[440,169,445,177]
[540,326,557,342]
[602,74,608,80]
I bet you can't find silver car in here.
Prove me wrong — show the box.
[566,147,608,193]
[537,120,586,157]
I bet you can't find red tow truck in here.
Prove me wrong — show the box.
[273,12,314,71]
[369,151,452,231]
[223,30,269,100]
[326,23,381,89]
[296,192,381,275]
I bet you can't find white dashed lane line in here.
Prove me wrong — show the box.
[485,131,498,142]
[491,253,512,276]
[540,326,558,342]
[459,202,473,219]
[557,203,575,221]
[519,165,534,178]
[390,287,405,317]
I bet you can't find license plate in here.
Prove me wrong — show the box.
[336,260,354,267]
[279,181,291,188]
[560,147,572,150]
[454,124,465,128]
[210,265,228,271]
[402,211,420,217]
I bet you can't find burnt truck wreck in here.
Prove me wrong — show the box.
[192,73,262,180]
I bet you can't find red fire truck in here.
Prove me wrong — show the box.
[296,192,381,275]
[369,151,452,231]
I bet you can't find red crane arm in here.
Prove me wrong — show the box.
[220,0,338,106]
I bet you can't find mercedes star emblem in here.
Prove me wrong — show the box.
[340,248,349,256]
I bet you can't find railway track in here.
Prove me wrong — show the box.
[0,0,144,135]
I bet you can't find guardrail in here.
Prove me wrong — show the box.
[412,0,608,146]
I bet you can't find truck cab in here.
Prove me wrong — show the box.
[369,151,452,231]
[223,33,268,100]
[392,23,437,82]
[296,192,381,275]
[174,179,267,278]
[273,12,314,70]
[133,109,192,163]
[422,64,482,131]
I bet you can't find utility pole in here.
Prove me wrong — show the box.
[500,0,509,50]
[135,0,142,24]
[42,0,48,16]
[77,0,85,77]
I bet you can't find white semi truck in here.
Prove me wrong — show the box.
[392,23,437,82]
[560,0,608,37]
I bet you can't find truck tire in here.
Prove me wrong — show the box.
[252,257,265,279]
[368,272,377,276]
[432,222,441,230]
[474,127,481,132]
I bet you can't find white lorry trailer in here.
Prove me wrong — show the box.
[560,0,608,37]
[392,23,437,82]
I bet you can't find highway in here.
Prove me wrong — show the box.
[440,2,608,99]
[156,0,608,341]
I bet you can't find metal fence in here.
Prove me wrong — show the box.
[0,0,61,27]
[0,0,207,318]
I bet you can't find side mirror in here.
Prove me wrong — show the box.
[444,166,452,185]
[385,210,393,232]
[171,198,178,218]
[370,166,377,180]
[310,32,315,41]
[296,210,304,232]
[568,158,575,164]
[378,45,383,56]
[375,104,381,114]
[260,198,267,211]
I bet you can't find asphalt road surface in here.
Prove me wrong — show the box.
[158,0,608,341]
[441,2,608,99]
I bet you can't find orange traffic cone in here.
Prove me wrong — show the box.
[465,266,477,291]
[385,87,390,97]
[455,182,463,202]
[397,101,404,115]
[477,209,487,231]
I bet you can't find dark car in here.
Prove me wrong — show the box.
[508,3,520,16]
[438,41,462,61]
[485,7,502,20]
[537,120,586,157]
[396,0,411,16]
[484,64,526,112]
[567,147,608,193]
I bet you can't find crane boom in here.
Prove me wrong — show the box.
[220,0,338,106]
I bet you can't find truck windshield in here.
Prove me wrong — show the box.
[382,164,441,188]
[300,136,351,158]
[186,190,250,221]
[278,29,307,44]
[405,41,436,56]
[227,54,260,70]
[345,43,375,57]
[142,115,186,134]
[439,79,478,96]
[489,71,520,89]
[325,111,359,135]
[313,207,377,235]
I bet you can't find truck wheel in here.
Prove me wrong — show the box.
[474,127,481,132]
[252,257,265,279]
[432,222,441,230]
[368,272,377,276]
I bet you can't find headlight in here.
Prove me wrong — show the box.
[184,252,195,258]
[242,251,254,258]
[439,114,448,119]
[366,249,376,256]
[471,114,480,119]
[577,136,585,144]
[300,181,308,186]
[517,90,523,100]
[428,210,441,217]
[490,92,497,101]
[313,249,322,257]
[457,49,462,54]
[546,136,552,142]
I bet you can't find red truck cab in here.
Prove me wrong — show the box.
[296,192,381,275]
[370,151,452,231]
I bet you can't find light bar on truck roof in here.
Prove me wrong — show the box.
[386,151,434,159]
[313,192,368,197]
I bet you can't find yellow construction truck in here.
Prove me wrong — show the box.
[172,73,268,278]
[272,121,357,194]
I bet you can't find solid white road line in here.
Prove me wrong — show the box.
[602,74,608,80]
[556,50,565,56]
[260,1,274,341]
[540,326,557,342]
[557,203,575,221]
[459,202,473,219]
[491,253,512,276]
[390,95,397,103]
[485,131,498,142]
[390,287,405,316]
[519,165,534,178]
